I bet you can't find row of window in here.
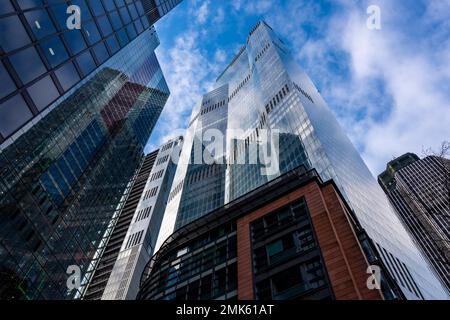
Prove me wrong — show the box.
[293,82,314,104]
[1,0,146,53]
[139,223,237,300]
[228,74,251,102]
[227,83,291,164]
[264,83,290,115]
[200,99,226,116]
[135,205,152,222]
[251,199,331,300]
[0,0,152,139]
[255,258,329,300]
[186,165,222,186]
[254,42,271,63]
[376,243,423,299]
[149,169,164,182]
[125,229,143,249]
[143,186,158,200]
[167,179,184,203]
[156,154,169,166]
[248,21,262,38]
[253,226,316,273]
[39,120,104,206]
[160,141,173,152]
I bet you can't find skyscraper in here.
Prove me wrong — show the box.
[0,0,181,300]
[139,166,404,300]
[0,0,182,142]
[379,153,450,293]
[154,21,449,300]
[82,149,159,300]
[88,137,181,300]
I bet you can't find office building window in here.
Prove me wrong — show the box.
[0,61,16,99]
[27,75,59,111]
[9,46,47,84]
[40,35,69,67]
[0,15,31,52]
[93,42,109,64]
[55,61,80,92]
[63,29,87,55]
[76,50,96,76]
[24,9,57,39]
[0,94,33,137]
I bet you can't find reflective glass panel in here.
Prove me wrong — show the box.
[27,75,59,111]
[0,94,32,137]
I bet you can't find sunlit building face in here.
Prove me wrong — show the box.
[156,21,449,300]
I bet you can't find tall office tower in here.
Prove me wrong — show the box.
[84,137,181,300]
[379,153,450,292]
[82,149,159,300]
[0,0,182,140]
[0,0,182,299]
[139,166,405,300]
[154,21,449,300]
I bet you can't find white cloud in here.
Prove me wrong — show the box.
[147,27,227,150]
[147,31,210,150]
[243,0,273,15]
[196,0,210,24]
[150,0,450,175]
[214,49,227,63]
[213,7,225,24]
[259,0,450,174]
[334,1,450,173]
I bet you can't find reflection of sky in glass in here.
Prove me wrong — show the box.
[159,22,449,301]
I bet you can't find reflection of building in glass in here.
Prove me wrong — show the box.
[154,21,449,300]
[139,167,403,300]
[84,137,181,300]
[82,149,159,300]
[0,0,182,141]
[0,28,170,300]
[379,153,450,293]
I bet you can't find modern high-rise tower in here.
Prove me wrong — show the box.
[82,149,160,300]
[0,0,182,142]
[85,137,181,300]
[0,0,181,300]
[379,153,450,293]
[153,21,449,300]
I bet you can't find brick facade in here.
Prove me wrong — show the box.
[236,180,384,300]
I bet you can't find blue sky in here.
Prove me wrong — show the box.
[145,0,450,175]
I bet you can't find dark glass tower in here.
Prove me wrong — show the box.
[379,153,450,293]
[0,0,181,142]
[155,21,449,299]
[83,137,181,300]
[99,137,181,300]
[0,0,181,300]
[82,149,159,300]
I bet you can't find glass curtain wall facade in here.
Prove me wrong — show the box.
[139,167,401,301]
[0,0,181,142]
[156,21,449,300]
[379,153,450,293]
[82,149,159,300]
[0,26,169,299]
[100,136,181,300]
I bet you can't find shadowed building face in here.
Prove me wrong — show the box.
[0,0,183,300]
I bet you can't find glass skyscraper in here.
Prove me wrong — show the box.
[156,21,449,300]
[0,0,181,142]
[379,153,450,293]
[0,0,181,300]
[83,149,160,300]
[99,137,181,300]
